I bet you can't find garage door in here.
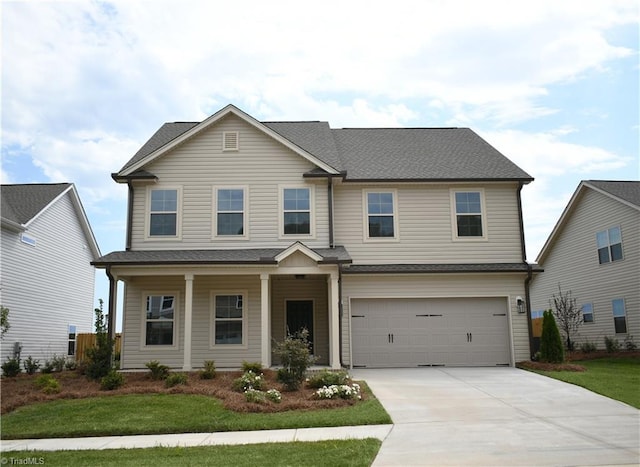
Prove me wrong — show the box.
[351,297,510,367]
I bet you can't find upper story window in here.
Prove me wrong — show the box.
[365,191,397,239]
[283,188,311,235]
[145,294,176,346]
[453,190,485,238]
[596,226,623,264]
[216,188,245,236]
[149,189,179,237]
[612,298,627,334]
[582,303,594,323]
[212,293,246,346]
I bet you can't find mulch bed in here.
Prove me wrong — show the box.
[0,369,363,415]
[516,350,640,372]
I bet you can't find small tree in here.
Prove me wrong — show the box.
[539,309,564,363]
[550,285,583,351]
[273,328,317,391]
[1,305,10,339]
[85,299,114,380]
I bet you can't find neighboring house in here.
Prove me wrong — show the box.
[530,180,639,349]
[93,104,539,370]
[1,183,101,363]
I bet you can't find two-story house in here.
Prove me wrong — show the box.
[93,104,538,370]
[1,183,100,363]
[530,180,639,349]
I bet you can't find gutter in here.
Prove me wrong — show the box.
[517,182,535,359]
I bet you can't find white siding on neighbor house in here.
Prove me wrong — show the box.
[129,114,329,250]
[341,273,530,366]
[0,193,95,363]
[333,182,524,264]
[530,188,640,349]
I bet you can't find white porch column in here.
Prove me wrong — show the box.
[328,272,340,369]
[260,273,271,367]
[182,273,194,371]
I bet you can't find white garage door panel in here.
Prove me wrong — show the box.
[351,297,510,368]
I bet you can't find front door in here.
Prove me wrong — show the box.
[286,300,314,354]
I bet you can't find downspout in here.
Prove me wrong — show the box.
[328,178,335,248]
[105,266,117,343]
[517,182,535,359]
[126,182,134,251]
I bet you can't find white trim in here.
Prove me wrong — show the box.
[120,104,340,176]
[279,185,316,239]
[362,189,399,242]
[275,241,323,263]
[210,290,249,349]
[212,186,249,240]
[140,291,180,350]
[450,188,488,242]
[145,186,183,241]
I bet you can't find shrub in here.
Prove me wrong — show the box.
[51,354,66,372]
[35,374,60,394]
[244,388,267,404]
[23,355,40,375]
[233,370,264,392]
[199,360,216,380]
[145,360,170,380]
[2,357,21,377]
[314,383,362,400]
[101,370,125,390]
[624,335,637,351]
[604,336,620,352]
[41,359,55,374]
[273,329,317,391]
[65,359,77,371]
[85,299,115,381]
[165,372,188,388]
[579,341,597,353]
[539,309,564,363]
[307,369,350,389]
[266,388,282,403]
[241,361,263,373]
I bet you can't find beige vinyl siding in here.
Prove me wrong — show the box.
[129,114,329,250]
[341,273,530,366]
[530,188,640,348]
[270,275,329,365]
[333,183,523,264]
[0,193,95,363]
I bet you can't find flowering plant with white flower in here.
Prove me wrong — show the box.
[266,388,282,403]
[314,383,361,400]
[233,370,264,392]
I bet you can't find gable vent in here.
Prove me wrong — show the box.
[223,131,239,151]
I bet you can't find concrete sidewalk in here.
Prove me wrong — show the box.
[0,424,392,452]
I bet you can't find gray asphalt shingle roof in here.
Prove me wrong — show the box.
[587,180,640,208]
[117,109,532,181]
[1,183,71,225]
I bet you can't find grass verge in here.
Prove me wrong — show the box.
[0,439,381,467]
[527,357,640,408]
[1,383,391,439]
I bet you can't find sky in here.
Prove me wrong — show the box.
[2,0,639,329]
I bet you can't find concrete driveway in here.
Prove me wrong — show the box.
[351,367,639,466]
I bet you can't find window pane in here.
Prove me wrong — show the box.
[596,230,608,248]
[582,303,594,323]
[216,295,243,319]
[614,316,627,333]
[151,190,177,212]
[147,295,174,320]
[608,227,621,244]
[215,321,243,344]
[368,192,394,215]
[284,188,310,210]
[369,216,395,237]
[284,212,310,234]
[218,189,243,211]
[150,213,177,236]
[146,322,173,345]
[610,243,623,262]
[68,341,75,356]
[456,192,481,214]
[457,215,483,237]
[217,213,243,235]
[612,299,625,317]
[598,247,610,264]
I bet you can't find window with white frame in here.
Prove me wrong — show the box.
[145,295,175,345]
[582,303,594,323]
[149,189,178,236]
[216,188,245,236]
[453,191,484,237]
[612,298,627,334]
[67,325,77,356]
[213,294,245,345]
[283,188,311,235]
[596,227,623,264]
[366,191,396,238]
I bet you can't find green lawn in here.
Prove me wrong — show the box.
[1,439,381,467]
[1,383,391,439]
[531,357,640,408]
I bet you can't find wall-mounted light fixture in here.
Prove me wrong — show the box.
[516,296,525,314]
